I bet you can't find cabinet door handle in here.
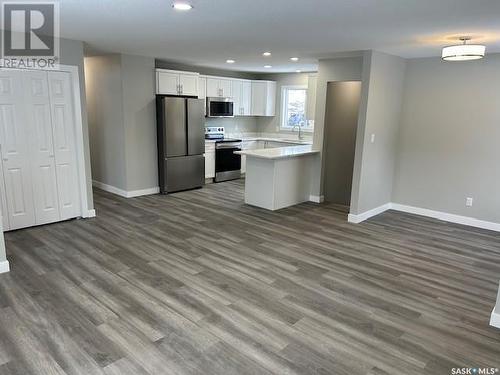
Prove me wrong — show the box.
[180,84,183,94]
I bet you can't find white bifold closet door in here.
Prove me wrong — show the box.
[0,69,81,231]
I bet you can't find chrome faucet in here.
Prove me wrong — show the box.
[292,123,304,140]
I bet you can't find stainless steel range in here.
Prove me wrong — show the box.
[205,127,242,182]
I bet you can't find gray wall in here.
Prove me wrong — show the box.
[393,53,500,223]
[121,55,158,191]
[311,55,365,198]
[60,38,94,210]
[350,51,406,215]
[85,54,158,193]
[256,73,310,134]
[85,54,127,190]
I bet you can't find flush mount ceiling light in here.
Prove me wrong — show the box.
[226,59,235,64]
[172,2,193,10]
[295,69,302,73]
[442,37,485,61]
[290,57,299,61]
[264,65,272,68]
[262,52,271,57]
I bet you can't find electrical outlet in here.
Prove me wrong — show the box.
[370,134,376,143]
[466,197,473,207]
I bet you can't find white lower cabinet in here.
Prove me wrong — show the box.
[0,69,82,231]
[204,142,215,179]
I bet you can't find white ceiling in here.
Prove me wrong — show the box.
[59,0,500,73]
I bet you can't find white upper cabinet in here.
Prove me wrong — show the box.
[241,80,252,116]
[198,77,207,99]
[156,70,178,95]
[232,79,252,116]
[156,69,199,96]
[157,70,276,117]
[219,79,232,98]
[206,77,232,98]
[178,73,199,96]
[251,80,276,116]
[206,78,219,97]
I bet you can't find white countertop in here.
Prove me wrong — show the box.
[235,144,319,160]
[205,137,312,145]
[241,137,312,145]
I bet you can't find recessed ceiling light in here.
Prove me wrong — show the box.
[295,69,302,73]
[290,57,299,61]
[226,59,235,64]
[264,65,272,68]
[262,52,271,57]
[172,2,193,10]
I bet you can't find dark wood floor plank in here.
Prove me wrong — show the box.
[0,179,499,374]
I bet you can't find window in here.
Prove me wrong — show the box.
[281,85,311,131]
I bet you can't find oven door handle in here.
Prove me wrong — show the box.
[216,143,242,149]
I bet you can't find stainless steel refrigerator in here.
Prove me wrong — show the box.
[156,96,205,194]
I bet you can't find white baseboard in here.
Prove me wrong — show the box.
[0,260,10,274]
[309,195,324,203]
[348,202,500,232]
[391,203,500,233]
[348,203,392,224]
[92,180,128,197]
[83,209,96,218]
[126,187,160,198]
[490,309,500,329]
[92,180,159,198]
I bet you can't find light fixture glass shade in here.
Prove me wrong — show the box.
[442,44,485,61]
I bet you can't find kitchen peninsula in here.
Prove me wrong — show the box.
[236,145,319,210]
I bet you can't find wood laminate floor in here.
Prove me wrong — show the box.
[1,179,499,375]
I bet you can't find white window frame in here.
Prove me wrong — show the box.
[280,85,311,132]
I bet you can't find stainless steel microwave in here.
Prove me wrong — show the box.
[207,97,234,118]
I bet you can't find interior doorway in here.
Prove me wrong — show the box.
[323,81,362,206]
